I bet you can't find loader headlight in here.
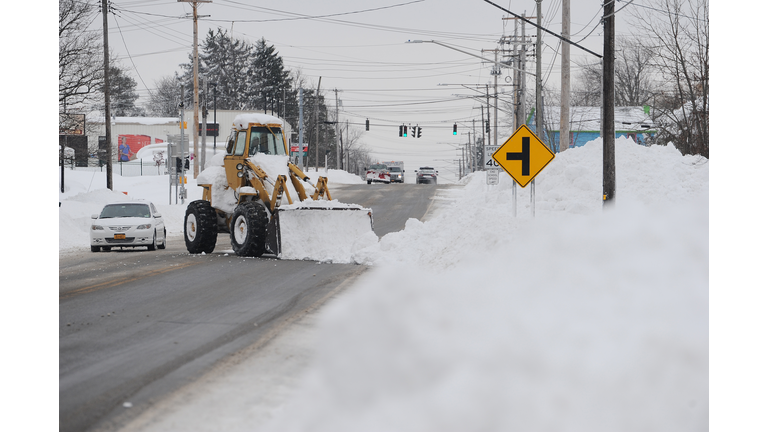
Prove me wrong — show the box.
[237,171,244,178]
[236,163,244,170]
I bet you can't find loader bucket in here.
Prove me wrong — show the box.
[274,201,375,263]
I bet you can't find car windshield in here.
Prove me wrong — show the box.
[100,204,151,218]
[388,167,402,172]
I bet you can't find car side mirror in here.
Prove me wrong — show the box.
[154,213,162,218]
[91,214,99,219]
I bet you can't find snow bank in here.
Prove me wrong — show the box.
[59,160,365,254]
[262,138,709,431]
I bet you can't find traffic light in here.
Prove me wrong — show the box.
[366,118,370,131]
[399,125,403,137]
[453,123,457,135]
[403,124,408,137]
[417,126,422,138]
[485,120,490,134]
[411,126,416,138]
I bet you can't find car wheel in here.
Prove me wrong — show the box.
[230,201,268,257]
[158,228,166,249]
[367,179,372,184]
[185,200,218,254]
[148,231,157,251]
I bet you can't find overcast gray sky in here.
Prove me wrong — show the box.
[85,0,637,179]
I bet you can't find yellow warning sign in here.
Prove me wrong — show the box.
[492,124,555,188]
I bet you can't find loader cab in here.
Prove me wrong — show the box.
[246,126,287,156]
[224,123,289,190]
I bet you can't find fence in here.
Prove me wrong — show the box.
[62,159,167,177]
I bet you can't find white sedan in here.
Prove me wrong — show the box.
[90,202,166,252]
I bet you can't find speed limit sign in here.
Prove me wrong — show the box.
[484,145,500,169]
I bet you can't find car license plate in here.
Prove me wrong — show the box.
[114,233,126,240]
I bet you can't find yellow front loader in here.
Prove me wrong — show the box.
[183,114,374,260]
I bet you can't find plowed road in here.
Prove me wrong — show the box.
[59,183,457,432]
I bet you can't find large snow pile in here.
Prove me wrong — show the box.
[261,137,709,431]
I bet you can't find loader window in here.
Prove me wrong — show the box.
[248,127,286,156]
[233,131,247,156]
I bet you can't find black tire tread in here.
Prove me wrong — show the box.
[230,202,268,257]
[185,200,218,254]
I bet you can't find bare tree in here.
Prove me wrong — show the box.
[148,75,182,117]
[573,36,655,107]
[59,0,103,111]
[633,0,709,157]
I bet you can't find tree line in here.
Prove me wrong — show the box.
[58,2,372,171]
[567,0,708,157]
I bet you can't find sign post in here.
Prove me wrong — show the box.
[492,124,555,216]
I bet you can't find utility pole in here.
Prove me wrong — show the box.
[560,0,570,153]
[535,0,543,141]
[101,0,113,190]
[178,0,211,178]
[602,0,616,205]
[298,87,304,170]
[501,14,534,129]
[314,77,322,172]
[334,88,341,170]
[201,77,207,170]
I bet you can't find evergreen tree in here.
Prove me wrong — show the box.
[250,38,292,115]
[181,29,253,110]
[107,65,141,116]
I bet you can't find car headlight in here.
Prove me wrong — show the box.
[91,225,104,230]
[137,224,152,230]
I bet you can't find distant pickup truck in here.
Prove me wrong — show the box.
[366,163,391,184]
[382,161,404,183]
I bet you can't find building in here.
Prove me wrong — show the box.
[86,110,292,163]
[526,106,657,150]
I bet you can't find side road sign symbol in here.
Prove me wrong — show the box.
[492,124,554,187]
[506,137,530,175]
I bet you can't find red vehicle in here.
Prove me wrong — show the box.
[366,163,391,184]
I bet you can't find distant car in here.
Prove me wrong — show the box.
[90,201,166,252]
[415,166,438,184]
[366,163,391,184]
[388,166,404,183]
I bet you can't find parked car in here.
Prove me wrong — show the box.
[388,166,404,183]
[415,167,438,184]
[366,163,391,184]
[90,201,166,252]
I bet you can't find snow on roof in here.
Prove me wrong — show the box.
[233,113,284,129]
[536,106,655,132]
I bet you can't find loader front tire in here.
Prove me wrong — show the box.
[185,200,218,254]
[230,202,268,257]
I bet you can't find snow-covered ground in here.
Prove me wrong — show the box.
[58,137,710,431]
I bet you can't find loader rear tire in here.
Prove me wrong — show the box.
[230,202,268,257]
[185,200,218,254]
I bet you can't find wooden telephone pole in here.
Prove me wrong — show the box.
[101,0,113,190]
[560,0,570,153]
[178,0,211,178]
[602,0,616,204]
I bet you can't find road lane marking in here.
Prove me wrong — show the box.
[60,262,197,300]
